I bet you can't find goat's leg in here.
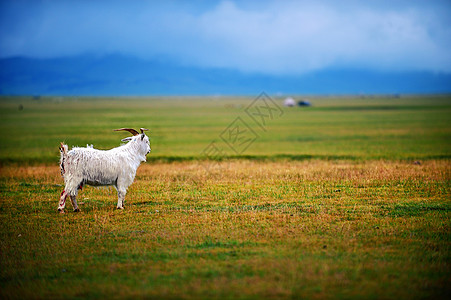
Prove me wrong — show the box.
[58,190,68,212]
[70,195,80,212]
[117,190,126,209]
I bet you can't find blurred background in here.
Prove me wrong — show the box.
[0,0,450,164]
[1,0,451,96]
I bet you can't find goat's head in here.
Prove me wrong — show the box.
[114,128,151,155]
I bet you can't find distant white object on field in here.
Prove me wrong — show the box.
[284,97,296,107]
[58,128,151,212]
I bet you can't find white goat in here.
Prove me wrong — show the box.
[58,128,151,212]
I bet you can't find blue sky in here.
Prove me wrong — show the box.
[1,0,451,75]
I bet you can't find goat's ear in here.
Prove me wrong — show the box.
[121,137,133,143]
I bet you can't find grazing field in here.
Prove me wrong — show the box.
[0,95,450,163]
[0,95,450,299]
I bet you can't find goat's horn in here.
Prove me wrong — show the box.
[140,128,149,134]
[113,128,139,136]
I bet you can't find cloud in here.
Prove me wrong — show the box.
[1,0,450,74]
[189,1,451,73]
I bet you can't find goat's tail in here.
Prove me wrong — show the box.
[59,142,68,176]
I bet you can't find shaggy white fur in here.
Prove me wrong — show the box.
[58,129,151,212]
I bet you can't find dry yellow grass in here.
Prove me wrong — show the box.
[0,160,450,299]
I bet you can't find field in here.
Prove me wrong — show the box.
[0,95,450,299]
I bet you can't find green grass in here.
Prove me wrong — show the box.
[0,95,450,163]
[0,96,450,299]
[0,161,450,299]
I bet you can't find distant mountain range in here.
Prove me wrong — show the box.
[1,54,450,96]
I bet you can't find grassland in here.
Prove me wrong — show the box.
[0,95,450,299]
[0,95,450,163]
